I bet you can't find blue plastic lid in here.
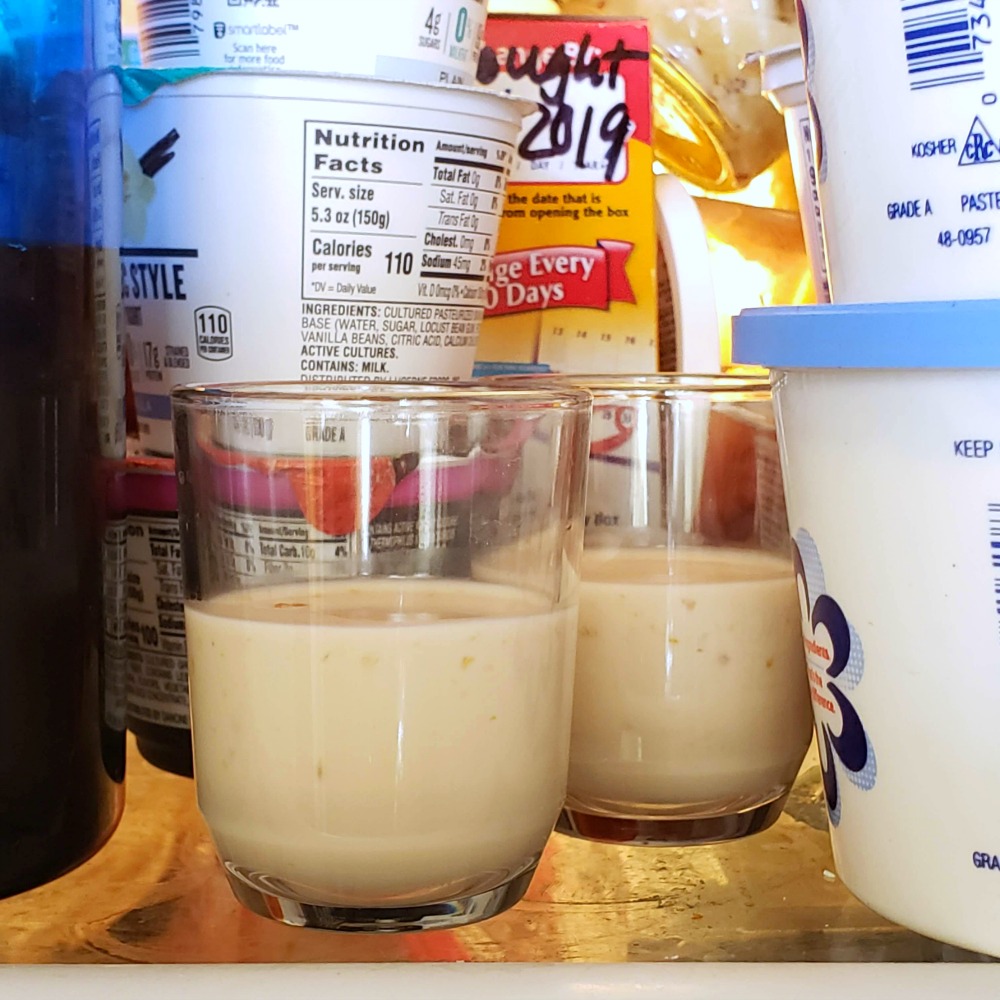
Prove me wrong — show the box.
[1,0,98,245]
[732,301,1000,369]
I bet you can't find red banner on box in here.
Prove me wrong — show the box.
[484,241,636,318]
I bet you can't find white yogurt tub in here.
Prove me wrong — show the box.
[122,71,521,456]
[732,300,1000,958]
[137,0,486,85]
[757,42,829,303]
[798,0,1000,303]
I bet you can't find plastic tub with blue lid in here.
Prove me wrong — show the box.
[732,300,1000,961]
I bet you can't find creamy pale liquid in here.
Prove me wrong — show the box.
[568,547,812,816]
[185,578,575,906]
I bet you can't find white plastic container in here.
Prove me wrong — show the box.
[733,301,1000,959]
[758,42,830,303]
[122,71,521,455]
[137,0,486,85]
[799,0,1000,303]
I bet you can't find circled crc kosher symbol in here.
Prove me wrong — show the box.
[960,115,1000,165]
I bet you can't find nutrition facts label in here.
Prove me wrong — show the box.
[299,121,513,379]
[212,508,351,582]
[103,518,128,732]
[126,513,189,730]
[211,503,467,583]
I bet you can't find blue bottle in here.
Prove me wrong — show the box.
[0,0,126,897]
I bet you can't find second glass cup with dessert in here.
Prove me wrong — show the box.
[493,374,813,846]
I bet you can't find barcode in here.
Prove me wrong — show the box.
[989,502,1000,638]
[901,0,985,91]
[138,0,202,62]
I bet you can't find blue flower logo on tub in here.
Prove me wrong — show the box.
[793,529,876,825]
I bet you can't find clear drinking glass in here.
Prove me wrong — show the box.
[171,382,590,931]
[531,375,812,845]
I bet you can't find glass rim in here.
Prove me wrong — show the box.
[170,380,593,411]
[481,372,772,398]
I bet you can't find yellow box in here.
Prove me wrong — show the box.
[475,15,658,373]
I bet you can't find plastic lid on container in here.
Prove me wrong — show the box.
[732,301,1000,369]
[754,43,806,113]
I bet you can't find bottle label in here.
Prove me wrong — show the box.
[126,510,189,730]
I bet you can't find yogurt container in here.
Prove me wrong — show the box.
[123,380,519,775]
[733,300,1000,958]
[757,42,829,303]
[137,0,486,85]
[798,0,1000,303]
[122,71,521,455]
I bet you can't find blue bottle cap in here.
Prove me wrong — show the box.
[1,0,94,246]
[732,301,1000,369]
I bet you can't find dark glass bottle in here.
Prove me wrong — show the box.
[0,0,127,897]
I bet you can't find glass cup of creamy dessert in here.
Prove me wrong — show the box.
[491,374,812,846]
[170,382,591,931]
